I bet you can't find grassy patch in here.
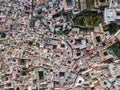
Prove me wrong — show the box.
[86,0,94,8]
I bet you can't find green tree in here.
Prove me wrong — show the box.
[1,33,6,38]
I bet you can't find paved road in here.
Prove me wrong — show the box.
[80,0,87,11]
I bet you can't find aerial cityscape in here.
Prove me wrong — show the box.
[0,0,120,90]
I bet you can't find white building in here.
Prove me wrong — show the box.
[104,8,120,24]
[104,0,120,24]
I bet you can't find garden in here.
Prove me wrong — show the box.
[73,10,104,27]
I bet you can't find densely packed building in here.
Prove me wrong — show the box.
[0,0,120,90]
